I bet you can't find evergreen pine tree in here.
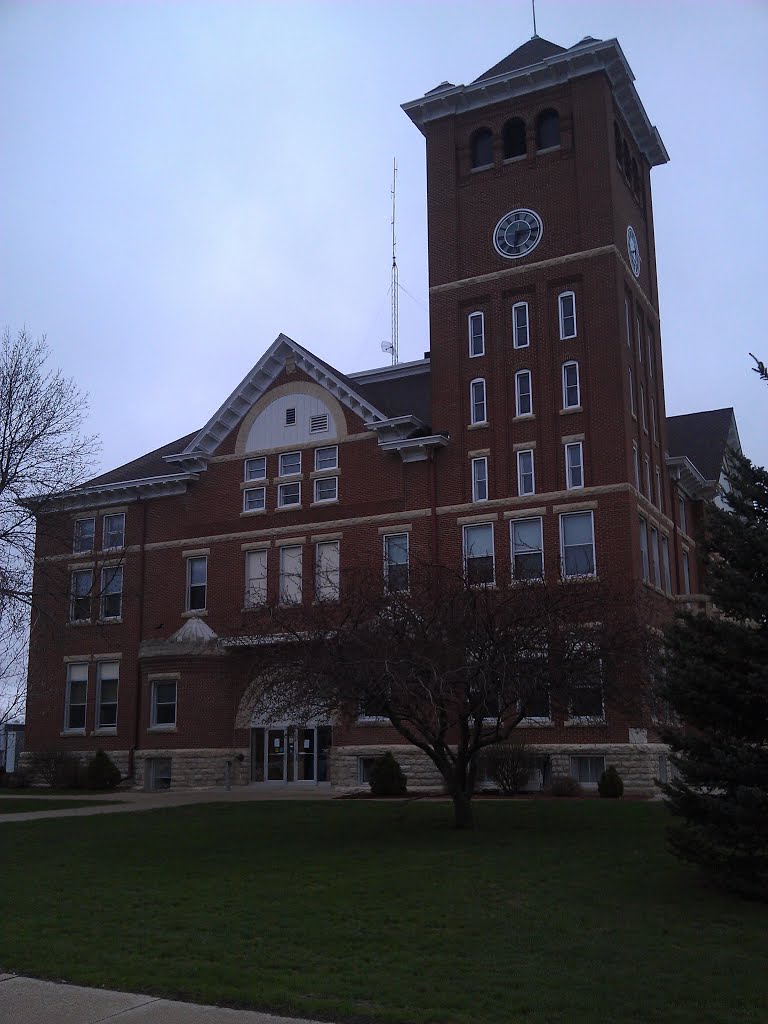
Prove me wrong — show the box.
[660,452,768,901]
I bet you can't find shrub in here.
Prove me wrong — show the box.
[27,750,85,789]
[548,774,583,798]
[480,742,535,794]
[368,752,407,797]
[87,749,122,790]
[598,765,624,798]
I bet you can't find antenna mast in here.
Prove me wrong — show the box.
[531,0,538,37]
[390,158,399,366]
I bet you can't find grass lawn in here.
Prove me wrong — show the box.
[0,801,765,1024]
[0,796,119,814]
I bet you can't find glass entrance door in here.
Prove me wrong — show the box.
[266,728,287,781]
[250,725,332,784]
[296,728,316,781]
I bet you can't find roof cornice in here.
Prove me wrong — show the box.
[402,37,669,168]
[665,455,712,500]
[40,473,199,513]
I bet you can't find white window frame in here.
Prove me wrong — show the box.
[70,568,92,622]
[639,517,649,582]
[661,534,672,595]
[559,510,596,580]
[244,456,267,481]
[640,384,647,432]
[313,477,338,504]
[73,516,95,554]
[655,467,663,511]
[624,297,631,347]
[679,495,687,535]
[314,446,338,471]
[562,360,580,409]
[243,486,266,512]
[279,451,301,477]
[186,555,207,612]
[244,548,268,608]
[96,661,119,731]
[558,290,577,340]
[100,565,123,620]
[471,457,488,502]
[636,315,643,362]
[629,366,636,416]
[512,301,530,349]
[649,525,660,588]
[279,544,303,605]
[633,444,640,491]
[151,678,177,729]
[644,456,652,500]
[309,413,329,434]
[570,754,605,785]
[64,663,88,733]
[651,396,658,442]
[565,441,584,490]
[514,369,533,417]
[103,513,125,551]
[278,481,301,508]
[510,516,544,582]
[285,407,296,426]
[463,522,496,588]
[682,549,691,594]
[383,532,409,593]
[315,540,340,602]
[647,334,654,375]
[468,311,485,358]
[470,378,487,425]
[516,448,535,496]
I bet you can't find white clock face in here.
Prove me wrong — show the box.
[493,209,543,260]
[627,225,641,277]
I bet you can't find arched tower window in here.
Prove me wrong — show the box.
[470,128,494,169]
[503,118,526,160]
[536,109,560,150]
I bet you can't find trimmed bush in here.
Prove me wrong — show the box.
[27,750,86,789]
[548,775,583,798]
[87,750,122,790]
[480,742,534,794]
[368,752,407,797]
[598,765,624,798]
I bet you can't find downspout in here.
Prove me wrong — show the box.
[129,498,148,781]
[429,449,439,566]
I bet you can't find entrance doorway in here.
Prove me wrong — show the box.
[250,725,331,784]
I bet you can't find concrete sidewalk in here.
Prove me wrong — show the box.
[0,785,334,823]
[0,975,327,1024]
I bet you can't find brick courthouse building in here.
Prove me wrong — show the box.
[24,34,739,792]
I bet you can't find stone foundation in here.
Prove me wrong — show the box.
[133,748,250,790]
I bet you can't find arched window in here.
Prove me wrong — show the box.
[471,128,493,169]
[503,118,526,160]
[536,109,560,150]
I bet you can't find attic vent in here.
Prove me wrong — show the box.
[310,413,329,434]
[285,407,296,426]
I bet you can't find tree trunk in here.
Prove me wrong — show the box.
[451,788,475,829]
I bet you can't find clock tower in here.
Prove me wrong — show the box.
[403,34,674,590]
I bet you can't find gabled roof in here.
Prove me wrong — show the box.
[473,36,566,83]
[82,430,199,488]
[667,408,740,484]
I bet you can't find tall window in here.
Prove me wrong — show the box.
[655,467,664,511]
[315,541,340,602]
[463,523,495,586]
[468,312,485,357]
[629,366,636,415]
[661,535,672,594]
[565,442,584,489]
[245,456,267,481]
[103,513,125,550]
[633,444,640,490]
[560,511,596,578]
[278,481,301,507]
[100,565,123,620]
[624,297,631,347]
[650,396,658,442]
[243,486,266,512]
[383,533,409,593]
[647,334,655,376]
[510,517,543,581]
[644,457,652,500]
[96,661,119,730]
[512,302,529,348]
[562,361,580,409]
[470,379,487,424]
[682,549,691,594]
[649,526,660,588]
[315,446,338,471]
[678,494,687,534]
[636,315,643,361]
[471,457,488,502]
[558,291,577,339]
[186,556,207,611]
[73,517,95,554]
[471,127,493,168]
[245,548,268,607]
[536,109,560,149]
[502,117,526,159]
[640,385,647,432]
[314,477,338,503]
[569,662,604,721]
[639,518,649,582]
[279,451,301,476]
[517,449,535,495]
[279,545,303,604]
[515,370,532,417]
[151,679,177,728]
[65,663,88,732]
[70,569,92,622]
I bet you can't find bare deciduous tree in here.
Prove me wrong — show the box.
[232,563,653,829]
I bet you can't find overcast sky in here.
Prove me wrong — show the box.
[1,0,766,476]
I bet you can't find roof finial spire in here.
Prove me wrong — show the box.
[531,0,539,38]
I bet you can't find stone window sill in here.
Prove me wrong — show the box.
[560,406,583,415]
[564,719,607,728]
[240,509,267,517]
[467,421,489,430]
[182,609,207,618]
[148,726,177,733]
[93,728,117,736]
[60,729,85,737]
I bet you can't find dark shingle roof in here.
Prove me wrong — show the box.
[356,368,431,425]
[473,36,566,83]
[82,431,199,488]
[667,408,736,483]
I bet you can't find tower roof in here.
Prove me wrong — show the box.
[473,37,566,83]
